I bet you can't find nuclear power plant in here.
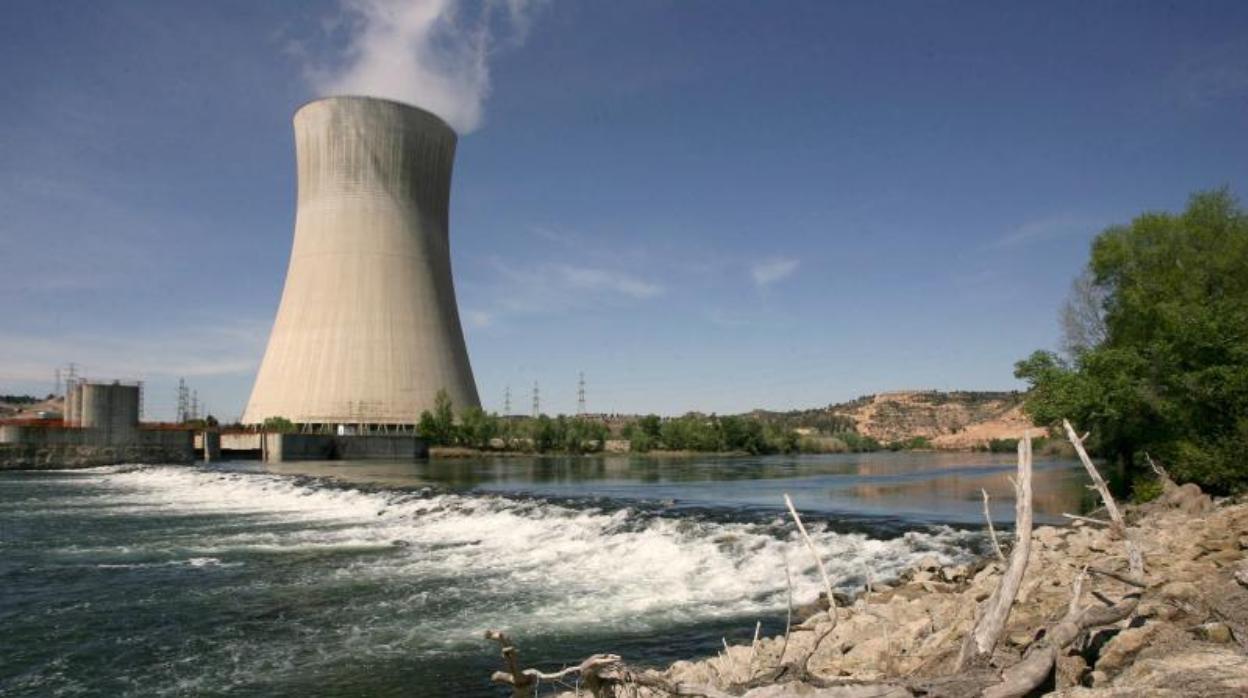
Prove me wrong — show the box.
[243,96,481,431]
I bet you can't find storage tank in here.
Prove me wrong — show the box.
[65,380,83,427]
[243,96,480,427]
[80,381,139,442]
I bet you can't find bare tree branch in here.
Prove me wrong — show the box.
[982,488,1006,562]
[785,493,837,628]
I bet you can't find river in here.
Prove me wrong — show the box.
[0,452,1090,696]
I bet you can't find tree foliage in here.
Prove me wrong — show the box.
[262,416,296,433]
[417,389,458,446]
[622,412,803,454]
[1016,189,1248,492]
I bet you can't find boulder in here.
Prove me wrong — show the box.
[1095,624,1159,674]
[1056,653,1088,689]
[1192,622,1233,644]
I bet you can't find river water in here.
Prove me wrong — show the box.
[0,452,1090,697]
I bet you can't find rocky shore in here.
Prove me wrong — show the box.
[486,458,1248,696]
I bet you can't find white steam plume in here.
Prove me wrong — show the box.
[310,0,538,134]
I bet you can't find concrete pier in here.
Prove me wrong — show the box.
[201,431,221,462]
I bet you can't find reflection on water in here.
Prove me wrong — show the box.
[257,451,1092,527]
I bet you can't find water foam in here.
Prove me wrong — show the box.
[4,464,992,696]
[56,465,978,641]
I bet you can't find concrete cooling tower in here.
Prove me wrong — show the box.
[243,96,480,428]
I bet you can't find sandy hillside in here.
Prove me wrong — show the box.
[831,391,1038,449]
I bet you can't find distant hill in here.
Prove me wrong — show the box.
[751,390,1037,449]
[0,395,63,420]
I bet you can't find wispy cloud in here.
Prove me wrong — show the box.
[464,309,493,328]
[751,257,799,287]
[555,265,663,299]
[984,214,1096,250]
[306,0,543,133]
[706,308,750,328]
[466,258,663,326]
[1166,39,1248,108]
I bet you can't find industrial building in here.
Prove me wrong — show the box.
[243,96,480,431]
[0,380,193,469]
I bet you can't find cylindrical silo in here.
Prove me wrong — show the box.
[66,380,83,427]
[80,381,139,443]
[242,96,480,427]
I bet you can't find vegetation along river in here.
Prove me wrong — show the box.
[0,452,1092,696]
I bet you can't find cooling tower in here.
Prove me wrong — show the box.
[242,96,480,427]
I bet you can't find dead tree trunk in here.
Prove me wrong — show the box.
[957,432,1034,669]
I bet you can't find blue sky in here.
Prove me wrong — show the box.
[1,1,1246,420]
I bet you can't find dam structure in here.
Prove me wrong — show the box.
[243,96,480,433]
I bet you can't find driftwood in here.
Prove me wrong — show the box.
[975,420,1146,697]
[784,493,838,628]
[957,432,1034,669]
[484,418,1162,698]
[981,488,1006,562]
[1063,419,1143,578]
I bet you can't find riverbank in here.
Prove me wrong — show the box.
[493,476,1248,696]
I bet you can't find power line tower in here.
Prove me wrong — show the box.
[504,386,511,416]
[577,371,586,416]
[176,378,189,423]
[63,363,79,394]
[191,390,200,422]
[531,381,540,418]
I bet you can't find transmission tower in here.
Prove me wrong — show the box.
[504,386,511,415]
[176,378,189,423]
[191,390,200,422]
[531,381,540,418]
[577,371,586,415]
[63,363,79,395]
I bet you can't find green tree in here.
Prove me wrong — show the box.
[531,414,558,452]
[417,389,458,446]
[262,416,296,433]
[458,406,499,449]
[1016,190,1248,493]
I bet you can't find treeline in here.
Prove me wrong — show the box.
[419,391,609,453]
[622,413,798,454]
[749,408,857,435]
[419,392,925,455]
[0,394,46,405]
[621,413,923,454]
